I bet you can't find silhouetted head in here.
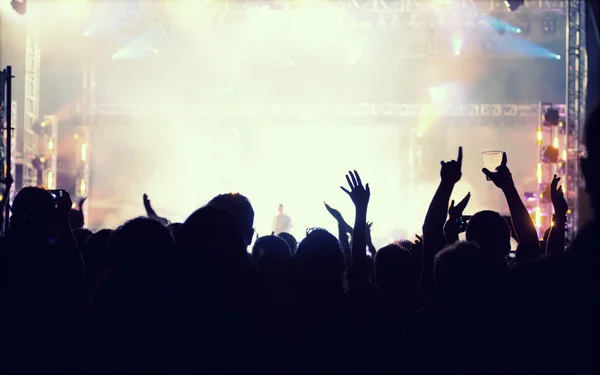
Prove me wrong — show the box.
[434,241,488,309]
[295,228,345,296]
[278,204,284,214]
[398,240,414,251]
[207,193,254,246]
[70,209,84,230]
[277,232,298,254]
[466,210,511,264]
[10,187,55,239]
[111,217,175,275]
[180,206,246,261]
[582,103,600,216]
[252,235,291,269]
[375,244,417,303]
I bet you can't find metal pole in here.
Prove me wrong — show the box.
[4,66,13,234]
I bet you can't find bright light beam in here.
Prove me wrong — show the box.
[482,31,563,59]
[111,27,167,60]
[484,14,523,35]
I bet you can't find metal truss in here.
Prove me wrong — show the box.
[536,103,567,237]
[0,100,17,183]
[208,0,566,14]
[76,53,97,223]
[165,0,567,30]
[565,0,586,233]
[19,22,41,190]
[83,102,541,118]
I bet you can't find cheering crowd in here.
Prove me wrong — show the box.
[0,104,598,373]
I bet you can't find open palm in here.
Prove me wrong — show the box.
[341,170,370,210]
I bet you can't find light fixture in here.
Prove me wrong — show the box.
[544,108,559,126]
[81,144,88,162]
[504,0,524,12]
[515,13,531,35]
[542,18,557,35]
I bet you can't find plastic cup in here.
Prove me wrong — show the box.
[482,151,503,181]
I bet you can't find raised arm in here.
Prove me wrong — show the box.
[366,222,377,256]
[483,153,540,262]
[341,170,370,283]
[324,200,353,264]
[420,147,463,302]
[545,174,568,255]
[443,192,471,245]
[143,193,169,226]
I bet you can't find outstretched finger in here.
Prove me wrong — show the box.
[340,186,351,196]
[354,170,362,187]
[457,192,471,210]
[449,200,455,209]
[457,146,463,168]
[366,183,370,195]
[501,152,507,167]
[345,174,353,189]
[415,234,423,242]
[482,168,493,179]
[558,185,564,195]
[349,171,358,188]
[551,174,559,191]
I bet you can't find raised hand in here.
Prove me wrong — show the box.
[78,196,87,211]
[550,174,568,216]
[143,193,169,225]
[445,192,471,240]
[341,170,370,210]
[448,192,471,219]
[441,146,463,185]
[324,200,344,222]
[482,152,514,190]
[413,234,423,253]
[143,193,158,217]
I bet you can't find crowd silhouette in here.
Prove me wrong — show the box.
[0,104,598,373]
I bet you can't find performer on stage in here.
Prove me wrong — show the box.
[272,204,292,235]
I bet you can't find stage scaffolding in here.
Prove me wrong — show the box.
[82,102,543,119]
[565,0,587,234]
[72,0,585,235]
